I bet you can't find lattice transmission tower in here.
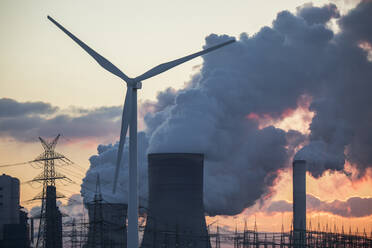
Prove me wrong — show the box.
[29,134,73,248]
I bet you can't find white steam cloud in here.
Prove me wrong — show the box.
[82,2,372,215]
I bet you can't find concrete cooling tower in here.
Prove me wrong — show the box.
[292,159,306,248]
[141,153,211,248]
[85,203,127,248]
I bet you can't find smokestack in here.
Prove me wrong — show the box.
[292,159,306,247]
[141,153,211,248]
[30,218,34,245]
[45,186,63,248]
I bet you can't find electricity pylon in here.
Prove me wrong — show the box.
[30,134,73,248]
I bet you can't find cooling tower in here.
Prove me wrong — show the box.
[85,203,127,248]
[292,159,306,247]
[141,153,211,248]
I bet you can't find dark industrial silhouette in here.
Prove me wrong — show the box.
[29,134,73,248]
[292,160,306,248]
[141,153,211,248]
[0,174,30,248]
[45,185,63,248]
[84,175,127,247]
[47,15,235,248]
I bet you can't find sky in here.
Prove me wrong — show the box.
[1,0,372,233]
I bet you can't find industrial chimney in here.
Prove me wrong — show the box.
[140,153,211,248]
[292,159,306,247]
[45,186,63,248]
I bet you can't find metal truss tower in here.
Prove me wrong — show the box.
[86,175,105,248]
[30,134,73,248]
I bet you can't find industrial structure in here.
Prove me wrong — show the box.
[216,223,372,247]
[0,174,30,248]
[29,134,73,248]
[58,154,371,248]
[1,139,370,248]
[141,153,211,248]
[0,174,20,240]
[62,215,372,248]
[11,152,368,248]
[47,15,235,248]
[84,176,127,248]
[292,160,306,247]
[45,185,63,248]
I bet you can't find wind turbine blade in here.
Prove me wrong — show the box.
[134,39,235,82]
[47,16,132,83]
[113,87,133,193]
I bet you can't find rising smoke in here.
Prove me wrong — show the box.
[82,2,372,215]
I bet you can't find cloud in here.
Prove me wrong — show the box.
[267,195,372,218]
[290,1,372,177]
[0,98,57,117]
[297,3,340,25]
[58,194,85,220]
[0,98,122,142]
[339,0,372,42]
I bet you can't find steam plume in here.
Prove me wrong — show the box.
[82,2,372,215]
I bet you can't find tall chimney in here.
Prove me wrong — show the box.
[141,153,211,248]
[292,159,306,247]
[30,217,34,245]
[45,186,63,248]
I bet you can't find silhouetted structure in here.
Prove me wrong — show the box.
[292,160,306,247]
[219,222,372,248]
[141,153,211,248]
[0,174,31,247]
[29,134,72,248]
[60,213,372,247]
[0,174,20,240]
[45,186,63,248]
[47,15,235,248]
[85,175,127,248]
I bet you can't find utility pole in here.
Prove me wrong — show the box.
[30,134,73,248]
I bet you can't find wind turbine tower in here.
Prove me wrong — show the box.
[47,16,235,248]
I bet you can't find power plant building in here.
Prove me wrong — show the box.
[85,203,127,247]
[141,153,211,248]
[0,174,30,248]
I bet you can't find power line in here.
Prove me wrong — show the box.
[0,161,31,168]
[28,134,73,248]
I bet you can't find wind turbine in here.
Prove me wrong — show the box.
[47,15,235,248]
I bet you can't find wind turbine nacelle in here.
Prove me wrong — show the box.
[133,81,142,89]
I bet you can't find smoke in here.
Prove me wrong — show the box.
[82,1,372,215]
[81,132,149,207]
[267,195,372,218]
[296,3,340,25]
[295,1,372,177]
